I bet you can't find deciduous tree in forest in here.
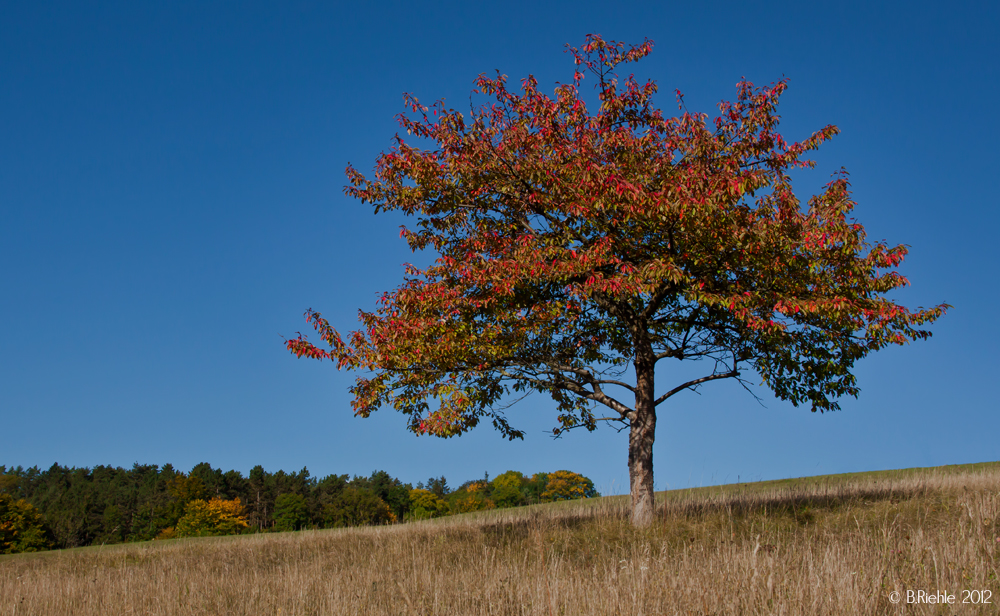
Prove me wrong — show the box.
[490,471,526,508]
[408,488,449,519]
[174,497,249,538]
[0,493,50,554]
[322,486,395,527]
[287,35,947,526]
[541,470,598,502]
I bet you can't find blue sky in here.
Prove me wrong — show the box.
[2,1,996,494]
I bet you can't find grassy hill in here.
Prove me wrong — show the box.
[3,462,998,614]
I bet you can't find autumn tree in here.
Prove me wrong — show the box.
[287,35,947,526]
[448,490,496,514]
[408,488,449,520]
[174,497,249,538]
[0,493,51,554]
[540,470,598,502]
[490,471,527,508]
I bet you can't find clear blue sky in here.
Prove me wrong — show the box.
[2,1,996,494]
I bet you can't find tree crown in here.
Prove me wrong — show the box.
[288,35,947,439]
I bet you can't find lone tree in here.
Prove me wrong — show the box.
[287,36,947,526]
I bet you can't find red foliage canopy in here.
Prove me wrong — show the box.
[287,35,946,446]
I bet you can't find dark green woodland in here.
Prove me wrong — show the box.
[0,463,597,553]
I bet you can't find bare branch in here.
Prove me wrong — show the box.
[591,379,637,392]
[654,369,740,406]
[553,415,629,439]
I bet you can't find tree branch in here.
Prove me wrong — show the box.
[535,363,637,393]
[502,370,634,418]
[641,280,677,320]
[654,369,740,406]
[553,415,630,438]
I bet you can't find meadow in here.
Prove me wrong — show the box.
[2,462,997,615]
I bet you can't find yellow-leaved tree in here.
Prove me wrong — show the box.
[408,488,449,520]
[173,497,249,538]
[491,471,526,508]
[0,493,51,554]
[448,491,496,514]
[541,471,598,502]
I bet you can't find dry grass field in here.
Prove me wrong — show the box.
[2,462,998,615]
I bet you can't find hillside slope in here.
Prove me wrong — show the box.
[3,462,998,615]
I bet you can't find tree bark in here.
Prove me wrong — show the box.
[629,354,657,527]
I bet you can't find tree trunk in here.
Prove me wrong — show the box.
[629,356,657,527]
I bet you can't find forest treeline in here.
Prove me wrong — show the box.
[0,463,597,554]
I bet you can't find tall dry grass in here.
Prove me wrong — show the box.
[2,465,998,615]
